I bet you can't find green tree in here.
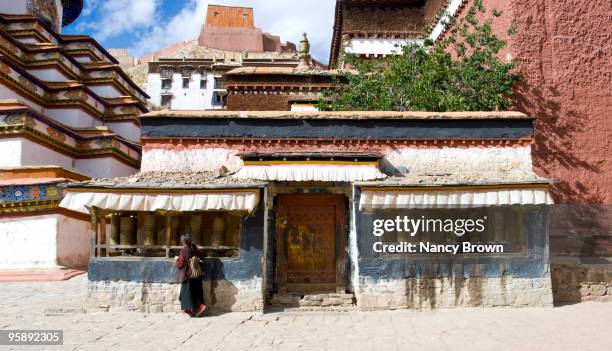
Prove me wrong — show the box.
[319,0,520,112]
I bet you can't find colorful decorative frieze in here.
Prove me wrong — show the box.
[0,184,62,204]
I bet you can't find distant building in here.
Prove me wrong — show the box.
[146,52,306,110]
[145,5,305,111]
[329,0,448,68]
[0,1,147,269]
[199,5,296,53]
[107,49,138,69]
[225,34,340,111]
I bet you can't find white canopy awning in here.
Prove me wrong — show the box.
[234,164,387,182]
[60,190,260,214]
[359,187,554,210]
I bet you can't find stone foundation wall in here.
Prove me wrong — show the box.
[88,278,263,313]
[357,276,553,310]
[551,263,612,303]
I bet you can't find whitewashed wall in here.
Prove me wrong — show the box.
[0,214,90,269]
[88,85,124,99]
[346,38,424,56]
[147,72,224,110]
[384,146,534,174]
[0,215,59,268]
[56,215,90,267]
[75,157,138,178]
[20,138,75,170]
[104,122,141,143]
[27,68,71,82]
[0,139,22,168]
[3,139,137,178]
[42,108,101,129]
[141,147,241,172]
[141,146,535,175]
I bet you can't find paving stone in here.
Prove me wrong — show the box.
[1,276,612,350]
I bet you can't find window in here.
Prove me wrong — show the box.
[214,77,224,89]
[160,66,173,78]
[182,78,190,89]
[161,95,172,107]
[181,66,192,77]
[212,92,227,107]
[200,78,207,89]
[161,78,172,90]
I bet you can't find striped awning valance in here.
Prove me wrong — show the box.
[60,189,259,214]
[359,187,554,210]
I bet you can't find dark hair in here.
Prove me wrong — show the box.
[180,233,192,245]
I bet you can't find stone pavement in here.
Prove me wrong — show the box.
[1,275,611,351]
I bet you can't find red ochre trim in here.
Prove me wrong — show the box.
[0,167,89,182]
[0,206,90,221]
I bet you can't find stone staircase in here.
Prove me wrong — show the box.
[268,292,356,311]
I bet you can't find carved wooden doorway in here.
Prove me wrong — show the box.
[275,194,347,293]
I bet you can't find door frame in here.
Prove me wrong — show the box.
[274,193,348,293]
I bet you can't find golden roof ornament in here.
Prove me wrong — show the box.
[297,32,312,69]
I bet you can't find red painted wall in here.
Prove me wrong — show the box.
[461,0,612,204]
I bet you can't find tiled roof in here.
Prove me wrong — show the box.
[64,171,266,189]
[355,171,552,187]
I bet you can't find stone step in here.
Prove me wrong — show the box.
[266,305,357,313]
[269,292,356,308]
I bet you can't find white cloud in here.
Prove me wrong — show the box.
[128,0,208,58]
[87,0,336,63]
[79,0,161,41]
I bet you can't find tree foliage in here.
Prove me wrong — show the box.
[319,0,521,112]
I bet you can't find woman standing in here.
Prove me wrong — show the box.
[176,233,206,317]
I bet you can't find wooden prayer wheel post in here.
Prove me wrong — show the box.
[89,208,98,258]
[110,214,120,246]
[165,214,172,258]
[98,213,107,257]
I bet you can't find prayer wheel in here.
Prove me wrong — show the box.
[143,214,157,246]
[212,216,226,247]
[170,216,180,246]
[156,216,165,245]
[120,216,136,245]
[190,214,203,245]
[110,214,120,245]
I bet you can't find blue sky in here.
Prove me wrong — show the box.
[63,0,336,63]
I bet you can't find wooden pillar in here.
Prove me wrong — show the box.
[110,214,120,246]
[98,214,107,257]
[165,215,172,258]
[90,208,98,258]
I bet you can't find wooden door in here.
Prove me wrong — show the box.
[275,194,347,293]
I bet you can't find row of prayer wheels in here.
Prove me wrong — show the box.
[109,213,228,247]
